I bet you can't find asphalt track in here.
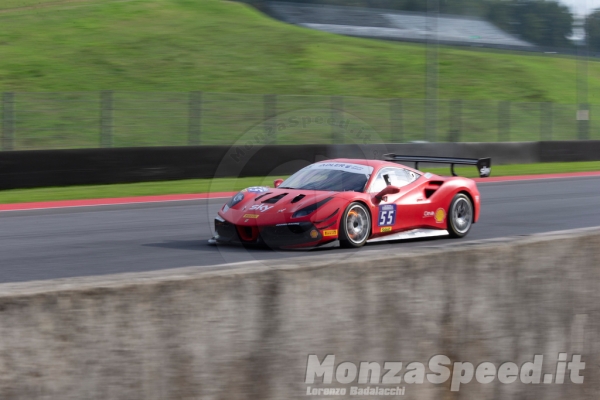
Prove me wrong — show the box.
[1,176,600,283]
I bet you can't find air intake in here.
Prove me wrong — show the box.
[424,181,444,199]
[254,192,272,201]
[291,194,306,204]
[263,193,288,204]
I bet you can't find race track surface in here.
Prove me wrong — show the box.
[1,176,600,283]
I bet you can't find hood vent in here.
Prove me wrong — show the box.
[315,208,340,225]
[291,194,305,203]
[254,192,272,201]
[263,193,288,204]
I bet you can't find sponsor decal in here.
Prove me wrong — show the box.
[434,208,446,223]
[480,167,491,177]
[308,162,374,175]
[323,229,338,237]
[423,211,435,218]
[380,226,393,233]
[246,186,270,193]
[378,204,397,227]
[243,214,260,219]
[249,204,274,212]
[310,230,319,239]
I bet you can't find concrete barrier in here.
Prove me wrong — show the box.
[540,140,600,162]
[0,145,330,189]
[0,140,591,190]
[0,228,598,399]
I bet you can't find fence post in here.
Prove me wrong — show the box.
[389,99,403,143]
[577,104,590,140]
[264,94,277,145]
[498,101,510,142]
[188,91,202,146]
[2,92,15,151]
[448,99,462,142]
[331,96,344,144]
[100,90,114,148]
[540,102,553,141]
[425,98,437,142]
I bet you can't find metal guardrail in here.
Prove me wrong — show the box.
[0,91,597,151]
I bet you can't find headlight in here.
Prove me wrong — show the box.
[226,192,245,209]
[292,197,333,218]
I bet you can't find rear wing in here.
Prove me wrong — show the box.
[383,154,492,178]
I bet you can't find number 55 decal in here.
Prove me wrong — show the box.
[378,204,397,226]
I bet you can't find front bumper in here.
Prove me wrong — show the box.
[212,217,329,248]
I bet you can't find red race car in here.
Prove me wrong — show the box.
[209,155,491,249]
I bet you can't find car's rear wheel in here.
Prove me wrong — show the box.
[340,202,371,248]
[448,193,473,238]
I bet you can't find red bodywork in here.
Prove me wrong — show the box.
[213,159,481,248]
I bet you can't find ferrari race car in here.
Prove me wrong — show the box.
[209,155,491,249]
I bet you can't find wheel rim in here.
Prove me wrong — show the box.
[345,205,370,244]
[452,197,472,234]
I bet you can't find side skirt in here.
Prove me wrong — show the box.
[367,229,449,243]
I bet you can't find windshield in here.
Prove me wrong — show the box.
[279,162,373,192]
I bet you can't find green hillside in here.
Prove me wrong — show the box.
[0,0,599,103]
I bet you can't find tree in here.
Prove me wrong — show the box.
[585,9,600,51]
[487,0,573,47]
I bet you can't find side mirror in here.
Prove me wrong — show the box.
[374,185,400,202]
[274,179,284,188]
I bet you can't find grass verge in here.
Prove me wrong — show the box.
[0,161,598,205]
[1,0,600,147]
[1,0,599,102]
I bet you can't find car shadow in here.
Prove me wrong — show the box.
[143,239,278,254]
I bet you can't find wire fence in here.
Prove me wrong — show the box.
[0,91,597,151]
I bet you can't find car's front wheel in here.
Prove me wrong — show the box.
[447,193,473,238]
[339,202,371,248]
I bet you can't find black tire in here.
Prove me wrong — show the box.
[447,193,473,238]
[339,202,371,248]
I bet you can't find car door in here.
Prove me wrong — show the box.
[367,167,423,235]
